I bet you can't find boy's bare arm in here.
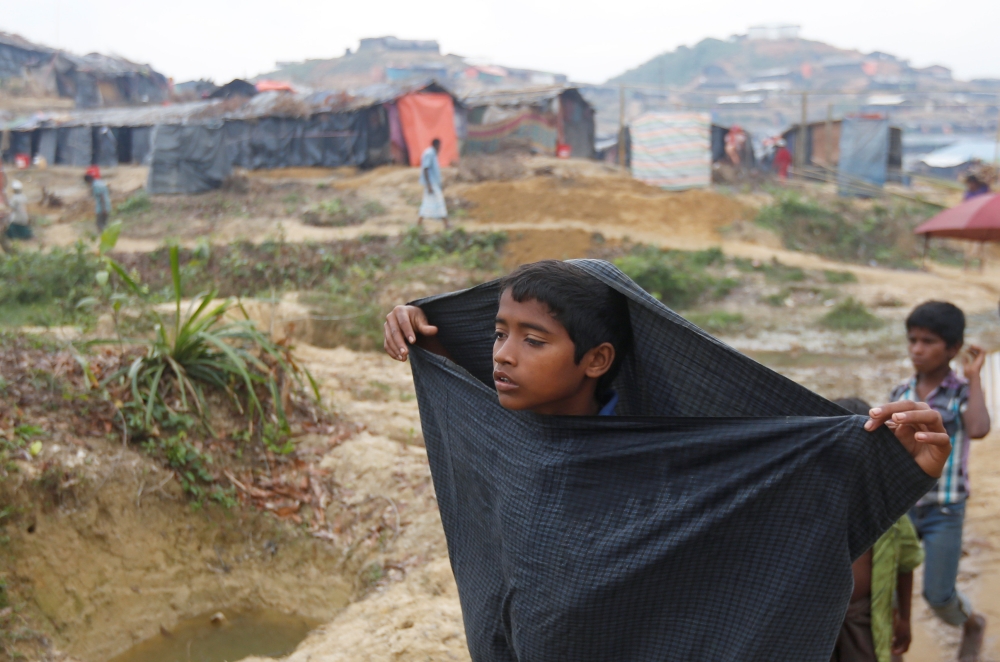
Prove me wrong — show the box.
[892,571,914,655]
[865,401,951,478]
[963,345,991,439]
[384,304,449,362]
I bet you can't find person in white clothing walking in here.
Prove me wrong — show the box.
[418,138,448,229]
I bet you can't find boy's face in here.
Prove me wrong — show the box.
[907,326,960,374]
[493,290,613,416]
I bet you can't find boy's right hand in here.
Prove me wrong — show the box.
[384,305,438,362]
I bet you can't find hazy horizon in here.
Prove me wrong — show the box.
[0,0,997,86]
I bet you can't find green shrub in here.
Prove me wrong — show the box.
[0,242,100,325]
[400,226,506,269]
[614,247,735,309]
[102,246,319,438]
[685,311,745,334]
[823,270,858,284]
[756,193,950,267]
[819,297,883,330]
[116,191,151,215]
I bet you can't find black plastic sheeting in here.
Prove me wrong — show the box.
[131,127,152,165]
[147,123,232,195]
[3,131,32,162]
[227,112,369,170]
[37,129,57,165]
[93,126,118,168]
[56,126,93,166]
[224,120,252,169]
[409,259,935,662]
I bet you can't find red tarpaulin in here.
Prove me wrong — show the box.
[396,92,458,167]
[914,193,1000,242]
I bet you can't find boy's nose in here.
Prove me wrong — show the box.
[494,341,515,366]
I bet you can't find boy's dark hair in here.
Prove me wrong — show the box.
[83,174,94,183]
[500,260,633,394]
[833,397,871,416]
[906,301,965,347]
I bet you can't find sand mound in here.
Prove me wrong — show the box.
[459,177,750,243]
[501,228,599,270]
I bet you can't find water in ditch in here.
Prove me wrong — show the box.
[108,609,319,662]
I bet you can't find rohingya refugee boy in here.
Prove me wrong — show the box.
[889,301,990,662]
[832,398,924,662]
[384,260,952,661]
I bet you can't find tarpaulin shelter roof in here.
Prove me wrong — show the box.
[919,140,998,169]
[2,80,463,131]
[914,193,1000,242]
[3,101,223,130]
[461,84,586,109]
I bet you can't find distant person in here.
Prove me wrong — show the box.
[84,171,111,231]
[418,138,448,229]
[832,398,924,662]
[6,180,32,240]
[774,139,792,181]
[889,301,991,662]
[724,125,747,167]
[963,174,990,201]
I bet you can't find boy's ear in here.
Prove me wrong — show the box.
[583,342,616,378]
[946,340,964,359]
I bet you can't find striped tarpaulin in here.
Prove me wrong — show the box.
[630,112,711,190]
[464,111,558,155]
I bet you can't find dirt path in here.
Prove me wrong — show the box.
[907,433,1000,662]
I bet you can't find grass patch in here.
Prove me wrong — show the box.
[686,311,745,334]
[819,297,884,331]
[824,270,858,284]
[301,195,388,227]
[756,192,958,268]
[115,191,152,216]
[400,226,506,270]
[0,242,100,327]
[614,247,737,309]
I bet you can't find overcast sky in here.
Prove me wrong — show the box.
[1,0,997,85]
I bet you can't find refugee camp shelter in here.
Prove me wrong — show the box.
[461,86,595,159]
[710,124,755,167]
[913,139,999,180]
[630,111,712,190]
[781,116,903,189]
[0,32,169,108]
[2,80,464,194]
[2,101,218,168]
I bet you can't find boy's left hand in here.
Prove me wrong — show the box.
[864,400,951,478]
[963,344,987,377]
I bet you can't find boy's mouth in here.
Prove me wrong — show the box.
[493,370,518,392]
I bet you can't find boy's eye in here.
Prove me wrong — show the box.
[525,338,544,347]
[493,331,506,341]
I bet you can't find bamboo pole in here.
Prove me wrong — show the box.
[797,92,808,172]
[618,85,626,169]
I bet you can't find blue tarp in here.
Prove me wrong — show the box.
[838,117,888,196]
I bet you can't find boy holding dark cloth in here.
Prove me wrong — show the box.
[889,301,991,662]
[384,260,952,661]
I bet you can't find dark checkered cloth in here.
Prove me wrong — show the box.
[409,259,935,662]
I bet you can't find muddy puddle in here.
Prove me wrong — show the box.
[107,609,319,662]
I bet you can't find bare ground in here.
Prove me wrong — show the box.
[6,157,1000,661]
